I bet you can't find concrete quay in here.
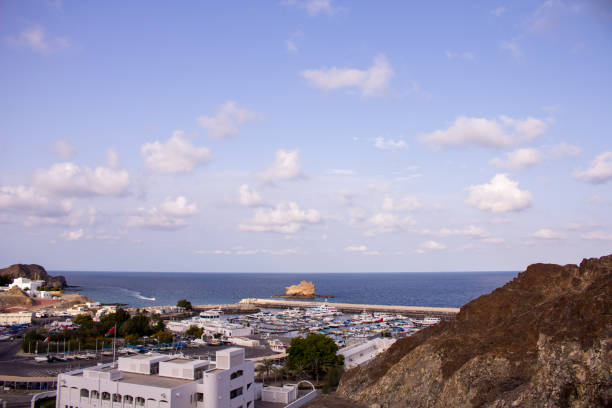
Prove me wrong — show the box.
[238,298,460,320]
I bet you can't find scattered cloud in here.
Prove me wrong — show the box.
[196,247,301,256]
[573,151,612,184]
[466,174,532,213]
[382,195,421,212]
[141,131,212,174]
[260,149,303,182]
[344,245,368,252]
[0,185,71,217]
[490,148,542,170]
[32,161,130,197]
[285,29,303,53]
[548,142,581,159]
[197,101,259,139]
[6,25,69,55]
[106,148,121,169]
[51,140,76,159]
[282,0,342,16]
[301,54,394,97]
[580,231,612,241]
[365,212,414,236]
[127,196,198,230]
[421,116,548,149]
[61,228,84,241]
[238,202,321,234]
[444,50,475,60]
[422,225,489,239]
[491,6,508,16]
[158,196,199,217]
[500,39,523,58]
[532,228,564,240]
[416,240,446,254]
[374,137,407,150]
[238,184,264,207]
[327,169,356,176]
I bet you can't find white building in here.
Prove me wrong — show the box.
[338,338,396,369]
[57,348,255,408]
[0,311,32,325]
[261,385,298,404]
[202,322,252,338]
[9,277,45,296]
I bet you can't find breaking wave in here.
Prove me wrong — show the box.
[118,287,156,301]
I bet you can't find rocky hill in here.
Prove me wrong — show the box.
[337,254,612,407]
[0,264,67,288]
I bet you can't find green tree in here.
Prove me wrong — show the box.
[153,330,173,344]
[100,308,130,333]
[74,314,94,330]
[22,330,43,353]
[124,334,138,345]
[185,325,203,338]
[286,333,344,384]
[177,299,193,310]
[0,275,13,286]
[259,359,274,385]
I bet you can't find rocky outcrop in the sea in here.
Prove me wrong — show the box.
[337,254,612,408]
[285,280,316,297]
[0,264,67,288]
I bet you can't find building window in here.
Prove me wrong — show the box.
[230,370,244,380]
[91,390,99,399]
[113,393,122,402]
[101,392,110,401]
[196,393,203,402]
[123,395,134,404]
[230,387,243,399]
[135,397,145,406]
[246,383,252,390]
[80,389,89,398]
[150,362,159,374]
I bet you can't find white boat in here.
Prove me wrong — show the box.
[200,309,222,320]
[306,301,341,318]
[34,355,49,363]
[421,317,440,326]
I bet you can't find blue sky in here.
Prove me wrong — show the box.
[1,1,611,272]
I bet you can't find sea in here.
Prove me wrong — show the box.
[54,271,518,309]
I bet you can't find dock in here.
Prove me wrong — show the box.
[237,298,460,321]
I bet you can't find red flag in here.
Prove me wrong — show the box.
[105,326,115,337]
[43,336,50,343]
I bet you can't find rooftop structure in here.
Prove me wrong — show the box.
[57,348,255,408]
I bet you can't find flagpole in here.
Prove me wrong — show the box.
[113,323,117,366]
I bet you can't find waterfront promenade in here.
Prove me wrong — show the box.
[237,298,459,320]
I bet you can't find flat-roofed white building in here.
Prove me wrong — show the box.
[202,322,252,338]
[338,337,396,369]
[9,277,44,296]
[0,311,32,325]
[57,348,255,408]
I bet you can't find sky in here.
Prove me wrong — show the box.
[1,1,611,272]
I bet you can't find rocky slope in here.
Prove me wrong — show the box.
[337,254,612,408]
[0,264,67,288]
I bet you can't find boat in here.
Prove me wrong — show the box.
[34,355,49,363]
[200,309,222,320]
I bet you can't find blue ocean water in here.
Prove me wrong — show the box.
[54,271,518,309]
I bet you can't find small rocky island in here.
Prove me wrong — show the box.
[274,280,332,299]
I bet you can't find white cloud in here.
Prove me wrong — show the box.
[501,39,522,58]
[532,228,564,240]
[238,202,321,234]
[327,169,355,176]
[32,162,130,197]
[365,212,414,236]
[61,229,84,241]
[466,174,532,213]
[260,149,303,182]
[580,231,612,241]
[374,137,407,150]
[416,240,446,254]
[197,101,258,139]
[158,196,199,217]
[301,54,394,97]
[285,29,303,53]
[422,225,489,239]
[573,151,612,184]
[6,25,69,54]
[421,116,548,148]
[549,142,581,159]
[238,185,264,207]
[141,131,212,174]
[0,185,69,216]
[490,148,542,170]
[344,245,368,253]
[196,248,300,256]
[51,140,76,159]
[491,6,508,16]
[107,148,121,169]
[127,197,198,230]
[444,50,475,60]
[282,0,341,16]
[382,195,421,212]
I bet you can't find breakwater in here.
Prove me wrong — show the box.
[238,298,459,320]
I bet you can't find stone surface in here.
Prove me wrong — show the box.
[284,280,316,297]
[338,254,612,407]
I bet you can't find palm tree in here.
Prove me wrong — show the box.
[259,359,274,385]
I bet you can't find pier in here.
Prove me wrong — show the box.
[237,298,460,321]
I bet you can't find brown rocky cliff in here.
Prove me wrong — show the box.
[0,264,67,288]
[337,254,612,407]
